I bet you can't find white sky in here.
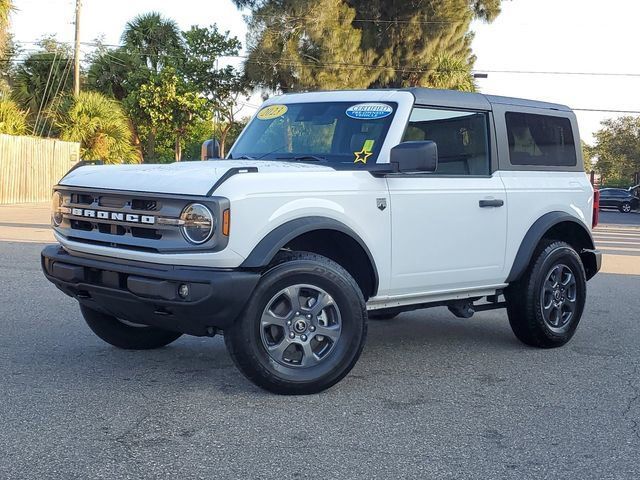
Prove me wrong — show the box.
[9,0,640,142]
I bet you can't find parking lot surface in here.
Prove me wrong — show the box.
[1,205,639,479]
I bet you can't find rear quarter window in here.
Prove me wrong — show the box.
[505,112,577,167]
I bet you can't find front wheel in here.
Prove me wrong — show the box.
[224,251,367,395]
[80,305,183,350]
[505,241,586,348]
[619,202,632,213]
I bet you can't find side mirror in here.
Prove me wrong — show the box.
[201,139,221,160]
[390,141,438,173]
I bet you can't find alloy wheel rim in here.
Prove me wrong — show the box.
[622,203,631,212]
[540,263,578,332]
[259,284,342,368]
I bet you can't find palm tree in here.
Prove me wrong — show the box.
[0,96,27,135]
[121,12,183,74]
[424,54,477,92]
[54,91,140,164]
[87,47,143,101]
[12,52,73,125]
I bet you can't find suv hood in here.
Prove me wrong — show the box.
[59,160,335,196]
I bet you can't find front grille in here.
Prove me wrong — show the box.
[131,199,158,211]
[99,196,127,209]
[53,186,228,253]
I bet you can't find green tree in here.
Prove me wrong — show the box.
[87,46,151,158]
[0,95,27,135]
[127,68,207,162]
[121,12,183,74]
[87,47,143,101]
[181,25,248,156]
[589,116,640,186]
[0,35,17,94]
[240,0,377,91]
[0,0,13,58]
[12,47,73,132]
[234,0,502,91]
[54,91,139,164]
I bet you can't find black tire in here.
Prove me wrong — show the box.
[80,305,183,350]
[224,251,367,395]
[368,311,400,321]
[505,241,586,348]
[619,202,632,213]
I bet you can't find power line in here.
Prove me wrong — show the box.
[6,51,640,83]
[474,69,640,78]
[44,58,74,137]
[9,40,640,79]
[251,13,463,25]
[573,108,640,114]
[32,51,59,136]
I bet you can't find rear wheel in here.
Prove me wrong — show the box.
[224,251,367,395]
[505,241,586,348]
[620,202,632,213]
[80,305,182,350]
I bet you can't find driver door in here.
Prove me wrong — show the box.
[386,107,507,296]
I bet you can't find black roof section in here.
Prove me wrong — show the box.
[407,87,571,112]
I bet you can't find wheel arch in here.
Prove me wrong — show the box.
[241,217,379,299]
[507,211,598,283]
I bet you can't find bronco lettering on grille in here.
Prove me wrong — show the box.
[70,208,155,224]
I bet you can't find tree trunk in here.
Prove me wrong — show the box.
[175,134,182,162]
[146,129,156,163]
[219,125,231,158]
[128,119,144,163]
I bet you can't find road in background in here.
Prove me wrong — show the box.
[1,205,639,479]
[594,211,640,275]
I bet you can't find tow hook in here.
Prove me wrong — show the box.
[448,301,475,319]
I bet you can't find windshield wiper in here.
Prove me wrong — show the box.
[230,154,255,160]
[275,155,327,162]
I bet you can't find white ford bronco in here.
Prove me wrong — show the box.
[42,88,601,394]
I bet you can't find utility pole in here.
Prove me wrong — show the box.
[73,0,82,96]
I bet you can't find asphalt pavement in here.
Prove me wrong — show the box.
[0,206,639,479]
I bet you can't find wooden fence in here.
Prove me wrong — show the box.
[0,134,80,204]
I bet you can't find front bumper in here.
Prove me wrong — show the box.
[41,245,260,336]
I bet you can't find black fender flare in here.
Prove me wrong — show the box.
[240,216,379,294]
[506,211,596,283]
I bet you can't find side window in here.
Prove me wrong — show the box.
[402,108,490,175]
[505,112,577,167]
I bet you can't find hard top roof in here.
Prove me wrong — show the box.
[274,87,572,112]
[407,87,571,112]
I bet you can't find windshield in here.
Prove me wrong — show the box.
[229,102,397,165]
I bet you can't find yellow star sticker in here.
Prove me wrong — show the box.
[354,148,373,164]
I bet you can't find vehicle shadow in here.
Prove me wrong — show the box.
[21,307,523,398]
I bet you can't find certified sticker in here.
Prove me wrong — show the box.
[346,103,393,120]
[257,105,288,120]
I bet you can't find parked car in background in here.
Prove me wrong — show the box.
[598,188,640,213]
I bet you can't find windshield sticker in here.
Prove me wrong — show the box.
[346,103,393,120]
[257,105,288,120]
[354,139,375,164]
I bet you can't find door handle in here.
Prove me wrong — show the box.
[479,199,504,208]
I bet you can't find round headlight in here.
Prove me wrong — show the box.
[51,191,63,226]
[180,203,214,244]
